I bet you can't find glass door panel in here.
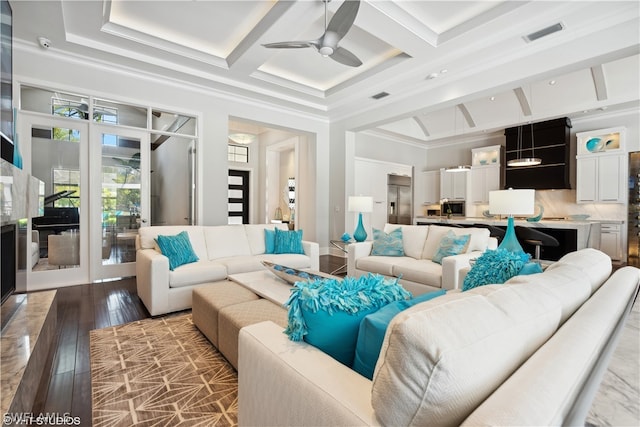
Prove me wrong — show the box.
[92,125,149,280]
[22,113,89,289]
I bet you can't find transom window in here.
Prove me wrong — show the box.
[228,144,248,163]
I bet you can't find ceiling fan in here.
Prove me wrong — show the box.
[262,0,362,67]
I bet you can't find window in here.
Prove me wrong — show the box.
[52,127,80,142]
[228,144,248,163]
[52,168,80,207]
[52,98,87,120]
[93,104,118,124]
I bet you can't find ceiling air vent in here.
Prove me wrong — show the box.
[524,22,564,43]
[371,91,390,100]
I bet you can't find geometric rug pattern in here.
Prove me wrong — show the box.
[90,314,237,426]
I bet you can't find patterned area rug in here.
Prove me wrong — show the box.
[90,314,238,426]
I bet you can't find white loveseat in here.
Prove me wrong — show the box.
[348,223,498,295]
[238,248,640,426]
[135,224,319,316]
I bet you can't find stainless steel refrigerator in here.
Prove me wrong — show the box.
[387,174,412,225]
[628,152,640,267]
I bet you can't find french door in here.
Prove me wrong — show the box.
[21,113,90,289]
[90,125,150,280]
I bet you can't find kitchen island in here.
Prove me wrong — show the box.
[414,216,601,261]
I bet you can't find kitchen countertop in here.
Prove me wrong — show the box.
[415,216,595,228]
[414,216,600,249]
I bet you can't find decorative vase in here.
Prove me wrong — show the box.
[353,212,367,242]
[498,216,524,253]
[526,204,544,222]
[12,134,23,169]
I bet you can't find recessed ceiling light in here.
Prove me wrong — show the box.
[489,96,496,101]
[426,73,438,80]
[549,80,557,85]
[440,69,448,74]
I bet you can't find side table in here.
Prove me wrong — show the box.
[330,239,352,275]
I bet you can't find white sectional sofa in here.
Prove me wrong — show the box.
[238,248,640,426]
[348,223,498,295]
[135,224,319,316]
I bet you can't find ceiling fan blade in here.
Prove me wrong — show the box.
[326,0,360,41]
[330,46,363,67]
[262,41,314,49]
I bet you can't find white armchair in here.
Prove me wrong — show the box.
[18,230,40,269]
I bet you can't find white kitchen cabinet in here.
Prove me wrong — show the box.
[599,222,622,261]
[576,154,626,203]
[422,170,440,204]
[470,165,501,204]
[440,169,467,201]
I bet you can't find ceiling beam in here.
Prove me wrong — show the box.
[513,87,532,117]
[412,116,430,138]
[590,65,608,101]
[457,104,476,128]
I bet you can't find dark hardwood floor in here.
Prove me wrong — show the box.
[30,255,346,425]
[31,277,150,425]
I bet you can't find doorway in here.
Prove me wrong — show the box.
[19,84,200,287]
[228,170,249,224]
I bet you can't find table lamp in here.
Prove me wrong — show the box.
[348,196,373,242]
[489,189,535,253]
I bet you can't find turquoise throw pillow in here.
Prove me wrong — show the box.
[274,228,304,254]
[371,227,404,256]
[264,229,275,254]
[432,231,470,264]
[155,231,199,271]
[284,274,411,366]
[462,248,530,291]
[352,289,446,380]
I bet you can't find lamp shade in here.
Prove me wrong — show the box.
[489,189,535,216]
[348,196,373,213]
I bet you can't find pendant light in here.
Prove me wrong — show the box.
[507,122,541,167]
[446,105,472,172]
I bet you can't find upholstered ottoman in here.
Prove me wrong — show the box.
[192,281,260,348]
[218,299,287,369]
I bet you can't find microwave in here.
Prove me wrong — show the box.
[441,200,465,217]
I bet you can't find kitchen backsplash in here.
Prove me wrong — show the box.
[466,189,626,221]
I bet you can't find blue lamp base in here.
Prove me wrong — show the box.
[353,212,367,242]
[498,216,524,253]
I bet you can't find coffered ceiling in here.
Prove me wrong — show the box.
[10,0,640,145]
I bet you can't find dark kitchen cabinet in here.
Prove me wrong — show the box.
[504,117,572,190]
